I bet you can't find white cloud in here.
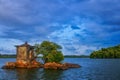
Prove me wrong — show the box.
[48,24,98,55]
[72,45,97,55]
[0,38,23,54]
[62,44,97,55]
[0,24,13,36]
[49,24,86,39]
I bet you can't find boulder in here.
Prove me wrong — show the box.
[2,61,43,69]
[44,62,62,69]
[2,61,80,70]
[2,62,16,69]
[44,62,80,70]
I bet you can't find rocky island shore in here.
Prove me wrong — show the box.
[2,42,80,70]
[2,61,80,70]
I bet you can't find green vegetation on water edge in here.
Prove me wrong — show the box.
[0,54,16,58]
[0,54,89,58]
[64,55,89,58]
[90,45,120,58]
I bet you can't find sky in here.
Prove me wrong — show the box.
[0,0,120,55]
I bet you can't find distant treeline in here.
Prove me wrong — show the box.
[64,55,89,58]
[0,54,16,58]
[90,45,120,58]
[0,54,89,58]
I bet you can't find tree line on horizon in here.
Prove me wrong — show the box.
[0,54,16,58]
[90,45,120,58]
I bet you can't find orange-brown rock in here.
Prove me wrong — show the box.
[44,62,63,70]
[2,62,16,69]
[2,61,43,69]
[2,61,80,70]
[63,63,81,68]
[44,62,80,70]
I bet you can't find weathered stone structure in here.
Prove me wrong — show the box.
[15,42,35,64]
[2,42,43,69]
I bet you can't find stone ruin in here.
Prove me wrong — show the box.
[16,42,35,64]
[2,42,42,69]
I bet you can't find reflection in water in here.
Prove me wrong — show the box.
[2,69,17,79]
[16,69,39,80]
[16,69,36,80]
[41,69,63,80]
[2,68,63,80]
[16,69,63,80]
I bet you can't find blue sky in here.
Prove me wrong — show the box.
[0,0,120,55]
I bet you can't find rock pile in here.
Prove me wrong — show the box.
[2,60,43,69]
[2,61,80,70]
[44,62,80,70]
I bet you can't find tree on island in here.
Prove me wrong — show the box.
[34,41,64,63]
[90,45,120,58]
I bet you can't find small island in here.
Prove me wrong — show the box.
[2,41,80,70]
[90,45,120,58]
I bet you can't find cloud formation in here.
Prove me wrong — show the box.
[0,38,23,54]
[0,0,120,55]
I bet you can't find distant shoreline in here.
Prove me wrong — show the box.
[0,54,89,58]
[0,54,16,58]
[64,55,89,58]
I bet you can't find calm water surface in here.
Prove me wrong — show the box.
[0,58,120,80]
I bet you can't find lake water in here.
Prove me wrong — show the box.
[0,58,120,80]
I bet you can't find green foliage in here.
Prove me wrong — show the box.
[34,41,64,63]
[90,45,120,58]
[47,51,64,63]
[64,55,89,58]
[0,54,16,58]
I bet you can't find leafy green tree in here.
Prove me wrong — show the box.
[34,41,64,63]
